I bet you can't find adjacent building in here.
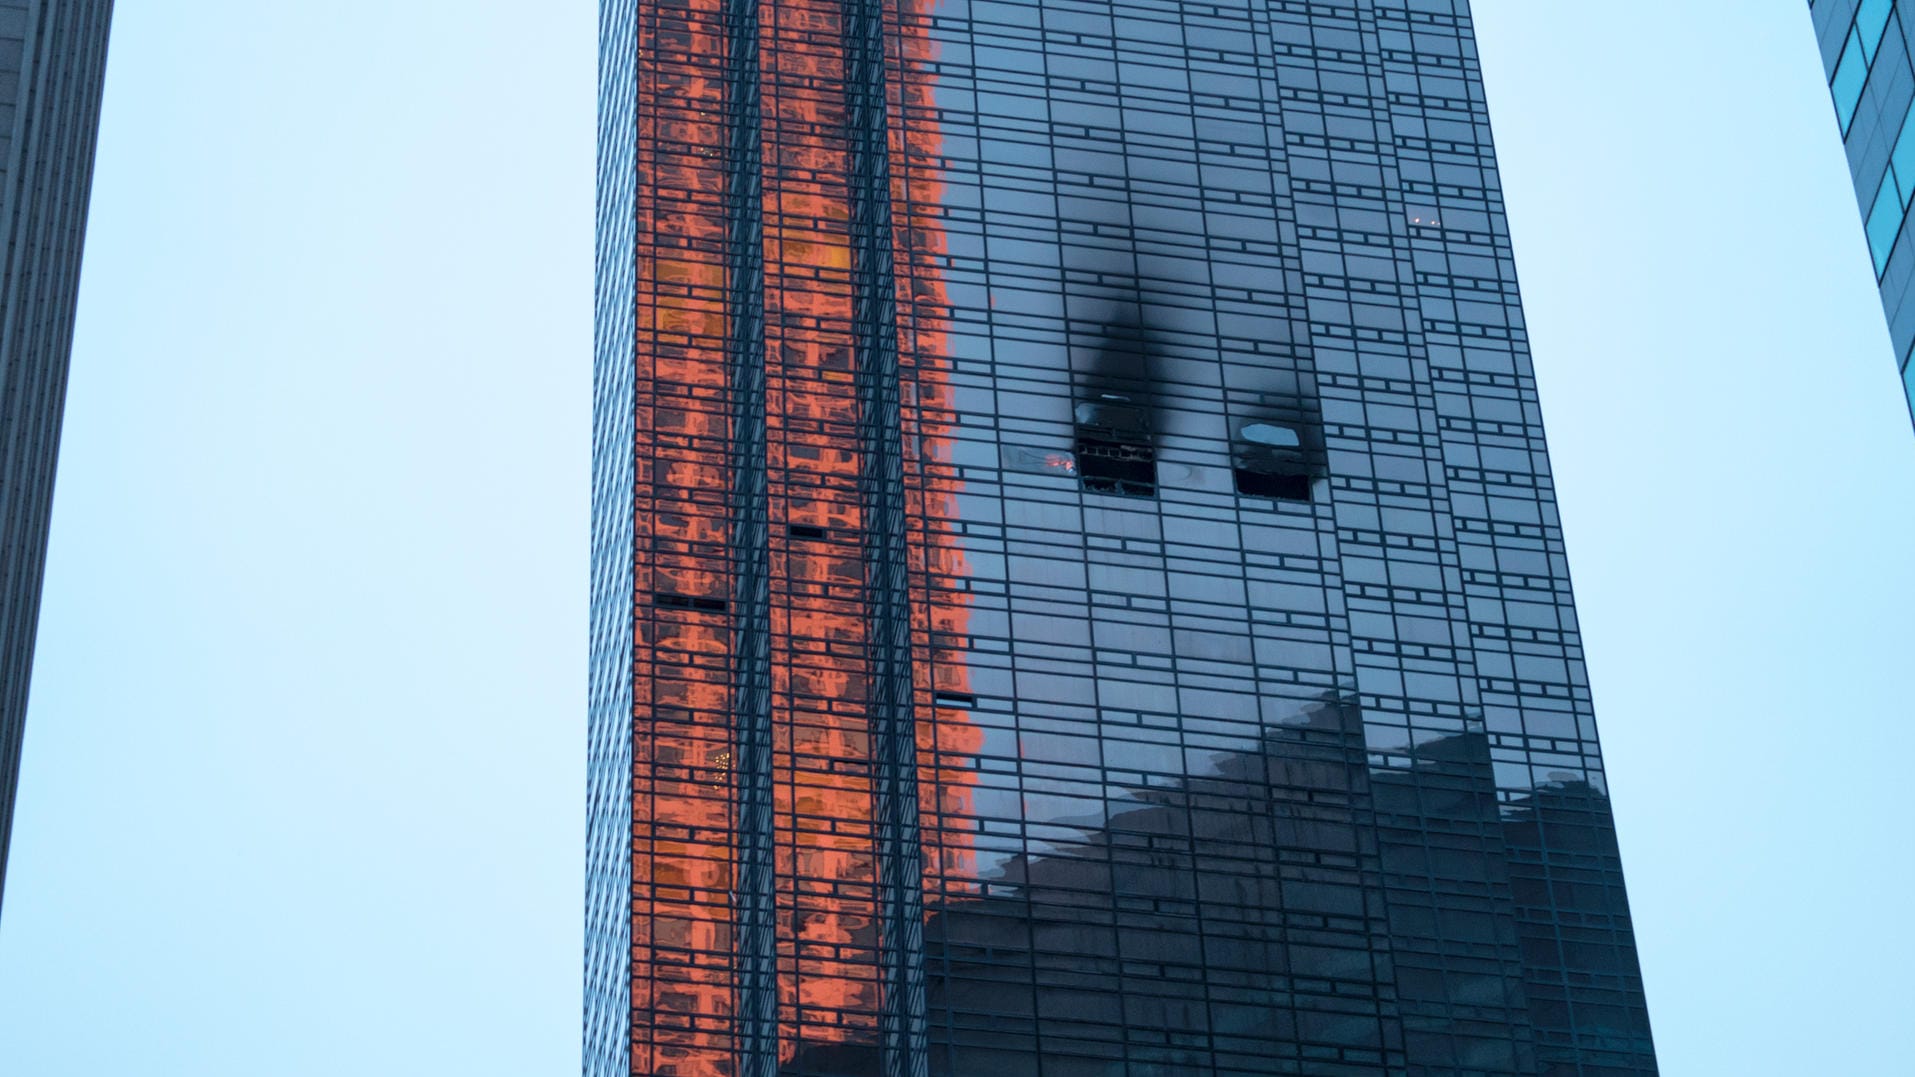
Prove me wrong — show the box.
[1815,0,1915,425]
[0,0,114,918]
[590,0,1656,1072]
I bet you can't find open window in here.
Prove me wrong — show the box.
[654,592,728,614]
[1233,419,1315,502]
[1073,395,1156,497]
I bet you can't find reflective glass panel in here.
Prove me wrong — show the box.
[1835,29,1869,132]
[1869,171,1903,274]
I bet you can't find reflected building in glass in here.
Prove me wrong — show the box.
[589,0,1657,1073]
[1814,0,1915,425]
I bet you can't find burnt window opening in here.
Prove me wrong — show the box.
[787,524,829,541]
[1233,420,1316,502]
[1234,469,1312,501]
[654,592,728,614]
[1073,396,1156,498]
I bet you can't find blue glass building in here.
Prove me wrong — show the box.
[591,1,1658,1073]
[1815,0,1915,424]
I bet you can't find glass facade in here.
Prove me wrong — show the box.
[0,0,115,919]
[1814,0,1915,426]
[590,0,1657,1073]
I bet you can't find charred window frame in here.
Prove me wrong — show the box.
[1072,394,1156,497]
[1231,412,1322,502]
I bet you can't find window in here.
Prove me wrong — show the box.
[1834,29,1869,133]
[1860,0,1896,59]
[1862,100,1915,277]
[1867,173,1903,276]
[655,592,728,613]
[1832,0,1901,134]
[1902,347,1915,418]
[1896,115,1915,199]
[1073,396,1156,497]
[1231,419,1315,502]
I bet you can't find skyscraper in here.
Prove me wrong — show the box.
[590,0,1657,1072]
[0,0,114,918]
[1815,0,1915,425]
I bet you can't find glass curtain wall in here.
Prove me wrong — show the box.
[592,1,1658,1074]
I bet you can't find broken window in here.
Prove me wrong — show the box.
[1073,395,1156,497]
[1232,419,1315,502]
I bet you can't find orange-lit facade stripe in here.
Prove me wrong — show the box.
[630,0,970,1069]
[631,0,736,1070]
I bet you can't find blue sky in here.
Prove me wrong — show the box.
[0,2,1908,1074]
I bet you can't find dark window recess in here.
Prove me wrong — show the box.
[787,524,828,541]
[1233,420,1315,502]
[933,690,977,709]
[1234,469,1311,500]
[654,592,728,614]
[1073,397,1155,497]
